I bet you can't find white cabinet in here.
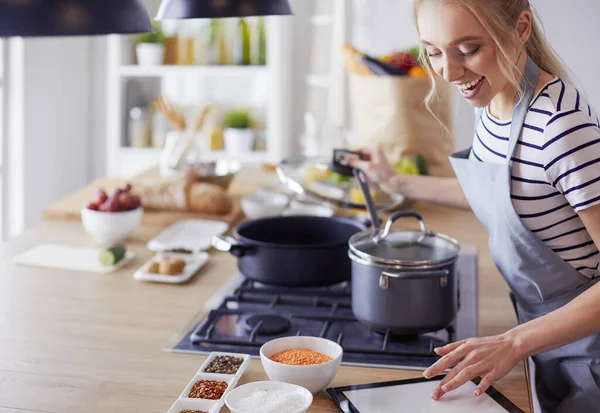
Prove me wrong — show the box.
[105,1,293,177]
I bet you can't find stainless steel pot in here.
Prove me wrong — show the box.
[348,210,461,334]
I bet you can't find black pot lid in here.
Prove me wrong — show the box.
[349,215,460,267]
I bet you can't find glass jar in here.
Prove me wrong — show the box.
[128,106,151,148]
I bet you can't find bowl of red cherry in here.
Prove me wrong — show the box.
[81,183,143,243]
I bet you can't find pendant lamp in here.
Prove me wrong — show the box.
[156,0,293,19]
[0,0,152,37]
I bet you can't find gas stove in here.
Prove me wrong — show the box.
[166,252,477,370]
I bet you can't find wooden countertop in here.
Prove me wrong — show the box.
[0,167,531,413]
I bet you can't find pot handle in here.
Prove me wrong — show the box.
[211,235,254,257]
[373,210,427,243]
[379,269,449,290]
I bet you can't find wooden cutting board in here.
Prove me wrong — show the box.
[12,243,136,274]
[43,173,243,227]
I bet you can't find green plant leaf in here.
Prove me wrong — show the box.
[138,20,166,44]
[224,109,252,129]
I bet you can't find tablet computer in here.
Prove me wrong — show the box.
[326,375,526,413]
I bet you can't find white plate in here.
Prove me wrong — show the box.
[147,219,229,253]
[134,252,208,284]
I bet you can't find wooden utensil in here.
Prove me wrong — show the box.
[169,104,213,169]
[154,96,186,132]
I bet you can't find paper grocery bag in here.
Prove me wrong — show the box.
[349,74,455,177]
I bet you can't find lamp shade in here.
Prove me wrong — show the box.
[0,0,152,37]
[156,0,292,19]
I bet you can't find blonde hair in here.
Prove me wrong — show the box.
[413,0,570,110]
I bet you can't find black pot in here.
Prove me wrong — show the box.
[212,215,367,287]
[348,211,460,334]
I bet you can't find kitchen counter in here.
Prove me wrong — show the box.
[0,166,531,412]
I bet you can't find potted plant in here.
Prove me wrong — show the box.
[223,108,255,155]
[136,21,166,66]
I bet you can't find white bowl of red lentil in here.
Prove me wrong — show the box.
[259,336,343,394]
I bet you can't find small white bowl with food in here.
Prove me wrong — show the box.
[240,191,289,219]
[225,381,313,413]
[259,336,343,394]
[81,183,143,244]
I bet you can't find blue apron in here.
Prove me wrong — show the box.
[449,57,600,412]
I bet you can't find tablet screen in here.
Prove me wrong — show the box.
[327,376,525,413]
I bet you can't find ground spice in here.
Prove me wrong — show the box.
[188,379,228,400]
[203,355,243,374]
[269,348,333,366]
[179,410,207,413]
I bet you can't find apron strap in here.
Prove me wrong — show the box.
[505,57,540,164]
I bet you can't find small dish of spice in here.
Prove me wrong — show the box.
[260,336,343,394]
[188,379,229,400]
[225,381,313,413]
[180,373,236,404]
[166,399,216,413]
[198,352,250,378]
[203,355,244,374]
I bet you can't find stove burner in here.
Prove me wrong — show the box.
[244,314,291,335]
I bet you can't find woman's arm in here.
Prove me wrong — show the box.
[423,203,600,399]
[385,174,471,210]
[345,148,471,210]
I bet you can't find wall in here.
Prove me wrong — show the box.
[20,38,92,231]
[352,0,600,150]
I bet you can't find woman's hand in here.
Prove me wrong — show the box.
[422,333,523,400]
[345,146,472,209]
[344,147,400,194]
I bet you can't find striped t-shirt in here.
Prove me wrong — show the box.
[470,77,600,278]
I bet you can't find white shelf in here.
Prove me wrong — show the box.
[119,147,270,163]
[106,16,293,177]
[119,65,268,78]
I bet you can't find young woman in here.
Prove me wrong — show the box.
[346,1,600,411]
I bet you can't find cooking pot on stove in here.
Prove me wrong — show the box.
[212,215,367,287]
[349,210,460,334]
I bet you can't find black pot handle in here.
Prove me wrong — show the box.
[379,269,449,289]
[373,210,427,243]
[211,235,255,257]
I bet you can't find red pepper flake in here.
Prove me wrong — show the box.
[188,379,228,400]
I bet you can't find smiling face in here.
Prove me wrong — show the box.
[416,1,518,107]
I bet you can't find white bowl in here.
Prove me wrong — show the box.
[81,207,143,244]
[260,336,343,394]
[225,381,313,413]
[281,200,334,217]
[240,192,289,219]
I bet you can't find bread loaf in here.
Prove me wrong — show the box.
[138,180,232,215]
[138,180,188,211]
[188,182,233,215]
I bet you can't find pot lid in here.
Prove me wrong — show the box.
[349,211,460,266]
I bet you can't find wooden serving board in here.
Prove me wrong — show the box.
[43,174,243,228]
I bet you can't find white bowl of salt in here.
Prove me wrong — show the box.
[225,381,313,413]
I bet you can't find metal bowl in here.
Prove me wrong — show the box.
[276,155,407,212]
[162,160,241,189]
